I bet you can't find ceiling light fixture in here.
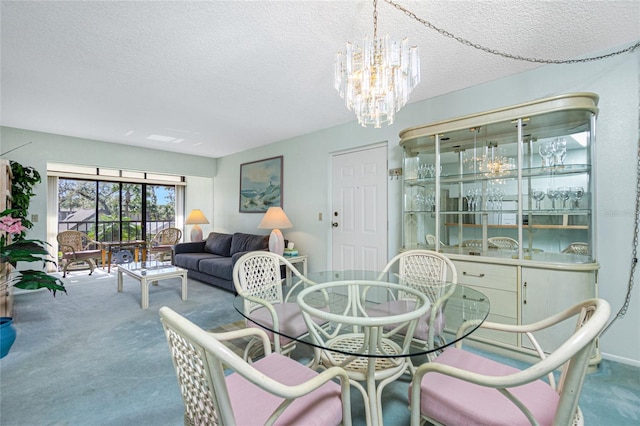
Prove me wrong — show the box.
[334,0,420,128]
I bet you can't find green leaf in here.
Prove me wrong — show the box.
[11,270,67,296]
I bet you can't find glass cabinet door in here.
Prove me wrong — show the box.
[523,109,593,262]
[403,139,436,248]
[400,93,596,264]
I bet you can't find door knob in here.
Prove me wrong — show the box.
[331,222,339,228]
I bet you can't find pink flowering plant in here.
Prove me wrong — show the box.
[0,209,66,296]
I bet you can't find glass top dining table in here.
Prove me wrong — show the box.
[233,270,491,358]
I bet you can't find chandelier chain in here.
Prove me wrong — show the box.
[384,0,640,64]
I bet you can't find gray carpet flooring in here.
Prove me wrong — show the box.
[1,268,638,425]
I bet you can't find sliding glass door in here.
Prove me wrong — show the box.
[58,178,176,242]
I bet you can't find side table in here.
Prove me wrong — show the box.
[282,255,308,282]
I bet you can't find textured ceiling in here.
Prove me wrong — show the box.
[1,0,638,159]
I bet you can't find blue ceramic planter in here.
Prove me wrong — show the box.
[0,317,17,358]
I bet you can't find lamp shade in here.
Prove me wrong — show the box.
[185,209,209,242]
[185,209,210,225]
[257,207,293,230]
[257,207,292,255]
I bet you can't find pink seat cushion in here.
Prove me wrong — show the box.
[368,299,445,341]
[226,353,343,425]
[414,347,560,426]
[248,303,325,346]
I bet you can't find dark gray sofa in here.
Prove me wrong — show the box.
[174,232,269,292]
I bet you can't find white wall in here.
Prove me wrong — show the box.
[214,43,639,365]
[185,176,214,239]
[0,127,217,243]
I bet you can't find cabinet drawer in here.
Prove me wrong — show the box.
[454,261,517,292]
[463,283,517,319]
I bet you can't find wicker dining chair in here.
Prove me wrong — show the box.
[488,236,519,250]
[160,306,352,426]
[374,250,458,357]
[562,242,590,255]
[232,251,323,357]
[410,298,610,426]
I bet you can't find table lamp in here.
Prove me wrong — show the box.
[257,207,292,255]
[185,209,209,242]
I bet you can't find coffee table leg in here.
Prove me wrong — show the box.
[140,278,149,309]
[181,273,188,301]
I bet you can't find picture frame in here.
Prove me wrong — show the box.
[239,156,283,213]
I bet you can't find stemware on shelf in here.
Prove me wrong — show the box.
[553,138,567,167]
[539,141,555,169]
[547,188,559,209]
[538,137,568,170]
[558,187,571,209]
[488,187,505,210]
[531,189,545,209]
[570,186,585,209]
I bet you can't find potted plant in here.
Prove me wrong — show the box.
[0,160,67,358]
[0,210,66,358]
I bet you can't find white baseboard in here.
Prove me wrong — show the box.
[602,352,640,368]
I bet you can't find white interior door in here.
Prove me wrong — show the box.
[331,144,387,271]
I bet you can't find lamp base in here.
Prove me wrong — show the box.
[190,225,203,242]
[269,229,285,255]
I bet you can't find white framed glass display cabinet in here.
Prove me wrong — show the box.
[399,93,601,367]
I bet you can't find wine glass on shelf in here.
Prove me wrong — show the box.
[531,189,545,209]
[473,188,482,211]
[494,188,504,210]
[425,193,436,211]
[553,138,567,167]
[547,188,559,209]
[558,187,571,209]
[538,141,555,169]
[465,189,474,211]
[570,186,585,209]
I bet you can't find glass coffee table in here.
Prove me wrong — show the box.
[117,261,187,309]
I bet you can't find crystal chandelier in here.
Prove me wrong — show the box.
[334,0,420,128]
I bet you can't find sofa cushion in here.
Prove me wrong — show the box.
[198,257,234,280]
[230,233,269,255]
[204,232,233,257]
[174,253,224,271]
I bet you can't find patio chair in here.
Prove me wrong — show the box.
[148,227,182,263]
[232,251,324,357]
[409,298,611,426]
[159,306,351,426]
[57,230,103,277]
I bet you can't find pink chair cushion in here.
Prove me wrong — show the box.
[248,302,326,346]
[368,299,445,341]
[227,353,343,425]
[414,347,560,426]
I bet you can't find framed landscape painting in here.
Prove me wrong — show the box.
[239,156,283,213]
